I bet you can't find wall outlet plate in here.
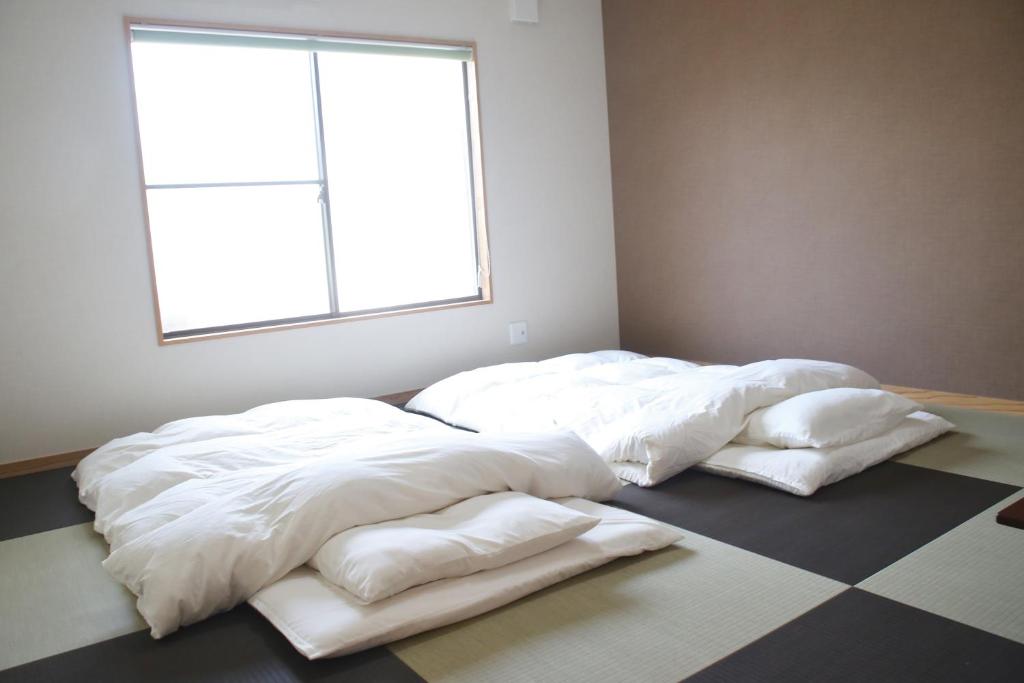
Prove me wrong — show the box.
[509,320,528,345]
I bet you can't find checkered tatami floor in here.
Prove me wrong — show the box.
[2,404,1023,682]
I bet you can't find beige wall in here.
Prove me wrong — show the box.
[604,0,1024,398]
[0,0,619,463]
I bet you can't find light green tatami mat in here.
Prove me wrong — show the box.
[0,523,146,670]
[895,405,1024,486]
[391,532,846,683]
[859,489,1024,644]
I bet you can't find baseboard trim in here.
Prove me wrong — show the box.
[373,389,422,407]
[3,384,1020,480]
[0,449,94,479]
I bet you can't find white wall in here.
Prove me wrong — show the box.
[0,0,620,464]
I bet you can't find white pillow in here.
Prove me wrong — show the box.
[735,388,921,449]
[310,492,600,604]
[726,359,881,394]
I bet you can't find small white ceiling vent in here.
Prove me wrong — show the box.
[510,0,539,24]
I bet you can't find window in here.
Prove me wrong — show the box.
[127,23,490,342]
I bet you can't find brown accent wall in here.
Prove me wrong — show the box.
[603,0,1024,398]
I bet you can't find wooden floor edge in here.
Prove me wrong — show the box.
[882,385,1024,416]
[3,384,1021,479]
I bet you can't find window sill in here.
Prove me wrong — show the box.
[157,296,492,345]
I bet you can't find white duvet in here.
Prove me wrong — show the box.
[407,352,952,489]
[73,398,626,640]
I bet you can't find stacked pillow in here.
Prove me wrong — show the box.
[310,492,601,604]
[699,387,953,496]
[734,388,922,449]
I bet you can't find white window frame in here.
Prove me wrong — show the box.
[124,18,492,344]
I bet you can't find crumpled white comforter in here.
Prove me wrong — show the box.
[407,352,884,486]
[73,398,622,639]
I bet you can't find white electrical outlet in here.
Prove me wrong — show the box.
[509,321,528,345]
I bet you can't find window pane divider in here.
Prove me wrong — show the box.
[309,51,341,316]
[145,179,323,190]
[461,60,484,297]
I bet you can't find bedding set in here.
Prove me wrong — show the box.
[407,351,954,493]
[73,397,680,657]
[75,350,952,658]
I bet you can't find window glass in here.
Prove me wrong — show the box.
[318,52,479,312]
[129,27,488,340]
[133,42,320,185]
[148,184,330,333]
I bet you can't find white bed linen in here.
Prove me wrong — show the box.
[74,397,449,514]
[100,430,620,638]
[310,491,600,603]
[736,388,921,448]
[75,398,623,639]
[413,350,651,433]
[697,411,954,495]
[250,498,683,659]
[408,353,885,486]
